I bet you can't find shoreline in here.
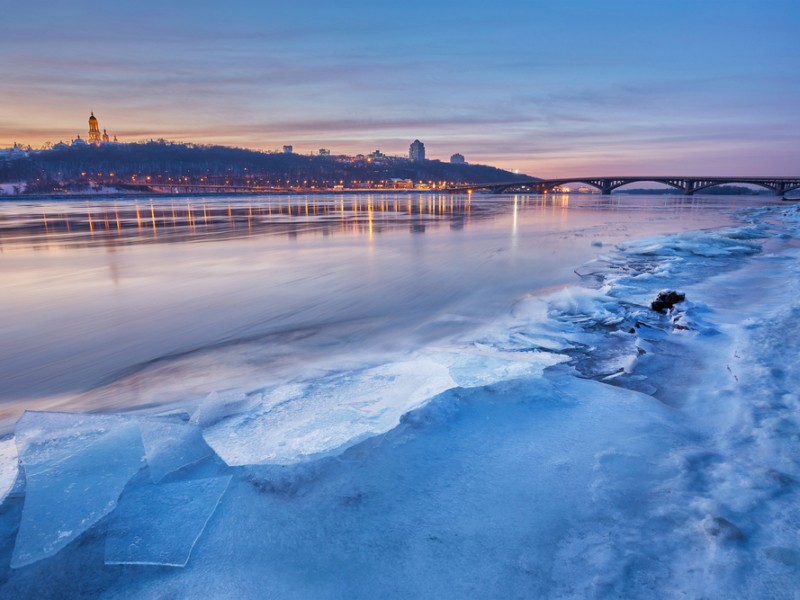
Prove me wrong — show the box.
[2,190,797,203]
[0,189,456,202]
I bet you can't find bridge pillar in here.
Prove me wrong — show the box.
[683,180,696,195]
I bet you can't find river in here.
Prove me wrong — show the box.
[4,192,800,598]
[0,192,775,426]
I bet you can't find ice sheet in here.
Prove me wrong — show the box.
[428,345,566,387]
[11,412,145,568]
[14,411,134,466]
[138,417,211,482]
[95,374,679,599]
[105,476,231,567]
[202,358,456,465]
[191,390,261,428]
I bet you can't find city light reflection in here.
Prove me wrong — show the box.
[0,194,491,252]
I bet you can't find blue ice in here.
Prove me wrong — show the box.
[138,417,211,482]
[11,412,145,568]
[105,475,231,567]
[202,358,456,466]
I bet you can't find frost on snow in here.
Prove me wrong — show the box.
[0,437,18,503]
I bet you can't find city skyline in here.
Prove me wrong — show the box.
[1,0,798,177]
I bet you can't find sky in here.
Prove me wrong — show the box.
[1,0,798,177]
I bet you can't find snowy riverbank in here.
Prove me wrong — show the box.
[1,202,799,598]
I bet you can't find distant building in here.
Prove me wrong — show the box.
[88,112,101,145]
[318,148,331,156]
[409,139,425,162]
[77,112,115,147]
[0,143,29,159]
[388,178,414,189]
[283,145,293,154]
[450,153,466,165]
[367,150,386,160]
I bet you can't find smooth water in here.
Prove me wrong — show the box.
[0,193,773,426]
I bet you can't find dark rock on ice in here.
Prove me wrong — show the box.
[650,290,686,313]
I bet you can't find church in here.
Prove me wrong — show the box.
[73,112,116,147]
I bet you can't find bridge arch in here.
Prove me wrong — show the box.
[688,180,800,195]
[448,176,800,197]
[606,179,685,193]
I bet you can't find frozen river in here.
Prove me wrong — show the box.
[2,192,799,599]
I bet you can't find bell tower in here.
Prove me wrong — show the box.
[88,112,101,145]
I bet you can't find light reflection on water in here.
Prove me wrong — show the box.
[0,193,778,427]
[0,194,479,250]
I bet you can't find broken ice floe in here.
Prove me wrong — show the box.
[11,412,145,568]
[429,345,565,388]
[191,389,261,428]
[202,358,456,466]
[10,411,225,570]
[138,417,211,482]
[105,475,231,567]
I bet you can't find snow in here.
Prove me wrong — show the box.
[0,182,26,195]
[3,201,800,597]
[0,437,18,503]
[104,475,231,567]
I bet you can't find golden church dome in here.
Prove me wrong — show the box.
[88,112,101,145]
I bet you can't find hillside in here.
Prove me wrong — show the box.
[0,142,533,194]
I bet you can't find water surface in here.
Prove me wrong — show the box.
[0,193,776,426]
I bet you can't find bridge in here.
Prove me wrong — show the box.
[450,176,800,196]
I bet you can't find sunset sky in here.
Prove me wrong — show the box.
[1,0,798,177]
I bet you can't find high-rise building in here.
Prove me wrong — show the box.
[88,112,101,145]
[450,153,466,164]
[409,139,425,162]
[283,145,293,154]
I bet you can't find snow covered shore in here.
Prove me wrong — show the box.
[1,203,799,598]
